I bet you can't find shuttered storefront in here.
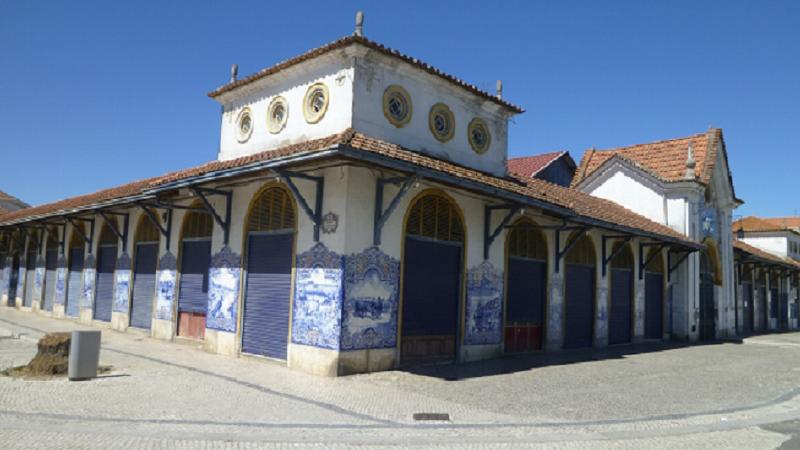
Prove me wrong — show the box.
[608,243,633,345]
[43,248,58,311]
[241,187,295,359]
[698,251,715,341]
[130,243,158,329]
[23,249,37,307]
[780,291,789,330]
[504,221,546,352]
[644,248,664,340]
[177,207,213,340]
[563,234,596,349]
[770,285,779,328]
[66,247,83,317]
[742,282,754,334]
[8,254,19,307]
[401,193,464,365]
[758,273,767,331]
[93,222,119,322]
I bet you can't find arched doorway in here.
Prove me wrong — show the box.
[65,225,85,317]
[401,191,465,365]
[177,204,213,339]
[698,250,716,341]
[609,242,634,345]
[504,219,547,352]
[130,214,160,329]
[644,247,665,339]
[22,230,40,308]
[241,185,296,359]
[94,220,118,322]
[741,266,754,334]
[564,232,596,349]
[42,227,59,311]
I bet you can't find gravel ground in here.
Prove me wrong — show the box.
[0,308,798,449]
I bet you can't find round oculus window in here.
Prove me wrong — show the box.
[468,118,491,154]
[382,85,412,127]
[303,82,329,124]
[428,103,455,142]
[267,96,288,134]
[236,108,253,143]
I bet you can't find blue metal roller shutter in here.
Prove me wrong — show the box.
[506,258,546,325]
[23,251,36,307]
[8,255,19,307]
[564,264,594,349]
[66,248,83,317]
[770,288,779,321]
[780,292,789,330]
[178,240,211,314]
[609,268,633,345]
[93,245,117,322]
[759,286,767,330]
[644,272,663,339]
[43,249,58,311]
[241,233,293,359]
[130,243,158,329]
[699,277,715,341]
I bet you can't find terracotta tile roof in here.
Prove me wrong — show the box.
[0,190,29,210]
[0,129,695,247]
[763,217,800,230]
[734,240,800,270]
[572,129,722,187]
[733,216,800,237]
[207,35,524,114]
[507,151,569,178]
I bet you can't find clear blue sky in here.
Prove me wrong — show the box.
[1,1,798,217]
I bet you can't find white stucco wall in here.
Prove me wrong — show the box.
[585,169,665,225]
[741,234,789,258]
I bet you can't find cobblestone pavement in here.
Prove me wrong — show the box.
[0,308,798,449]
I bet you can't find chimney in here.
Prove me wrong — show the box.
[685,143,696,179]
[496,80,503,99]
[230,64,238,83]
[354,11,364,37]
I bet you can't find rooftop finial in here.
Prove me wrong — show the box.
[496,80,503,99]
[230,64,238,83]
[685,143,696,179]
[354,11,364,37]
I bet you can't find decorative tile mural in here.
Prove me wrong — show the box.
[1,261,9,298]
[341,247,399,350]
[155,252,177,321]
[464,260,504,345]
[206,246,240,333]
[113,253,132,313]
[33,257,45,305]
[291,243,343,350]
[596,286,608,344]
[82,254,96,310]
[54,258,67,306]
[17,263,26,301]
[547,273,564,347]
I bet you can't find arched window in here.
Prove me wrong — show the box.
[565,233,596,266]
[406,192,464,243]
[181,204,213,239]
[99,220,118,245]
[247,187,295,232]
[507,220,547,261]
[610,242,634,270]
[135,215,160,243]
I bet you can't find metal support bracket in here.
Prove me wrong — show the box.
[484,204,520,260]
[602,234,631,277]
[66,217,95,254]
[554,226,590,273]
[136,203,173,250]
[667,248,695,282]
[98,211,130,253]
[190,186,233,245]
[374,175,417,246]
[275,169,324,242]
[638,242,666,280]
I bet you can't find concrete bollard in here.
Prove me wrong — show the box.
[68,330,101,381]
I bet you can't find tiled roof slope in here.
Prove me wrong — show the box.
[0,130,694,246]
[734,240,800,269]
[763,217,800,230]
[507,151,567,177]
[0,190,29,211]
[207,35,524,114]
[733,216,800,237]
[572,129,722,187]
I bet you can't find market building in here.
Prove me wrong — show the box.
[2,15,787,376]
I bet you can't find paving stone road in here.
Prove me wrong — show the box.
[0,308,799,449]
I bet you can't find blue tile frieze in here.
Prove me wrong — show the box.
[82,254,96,310]
[33,256,45,305]
[155,252,177,321]
[464,260,503,345]
[54,255,67,306]
[291,243,343,350]
[341,247,399,350]
[206,246,240,333]
[112,253,132,313]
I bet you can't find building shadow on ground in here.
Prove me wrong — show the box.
[399,338,746,381]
